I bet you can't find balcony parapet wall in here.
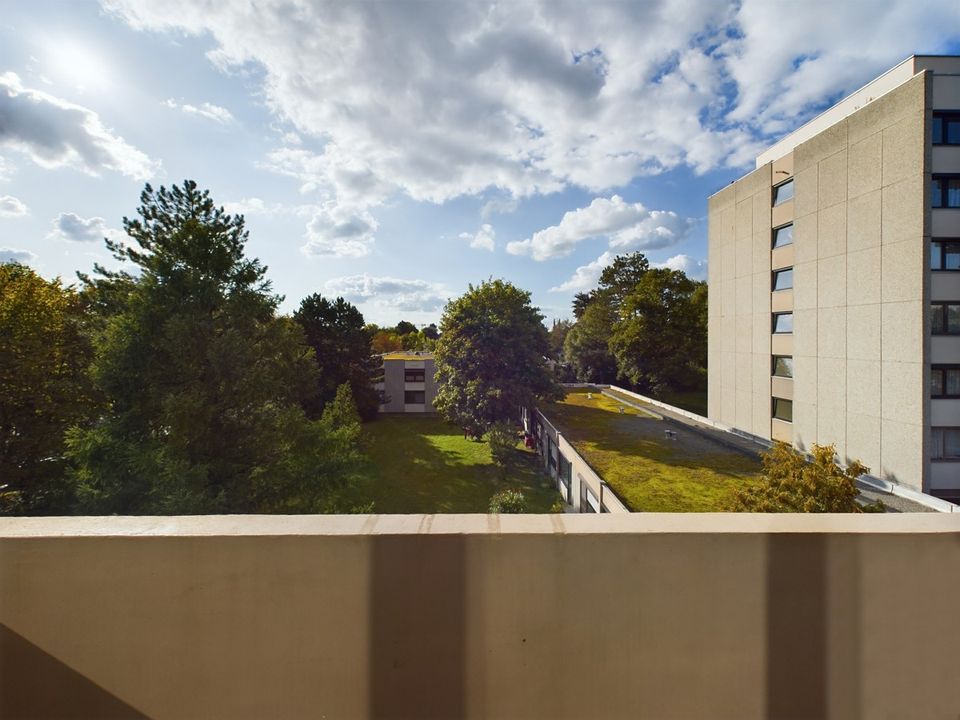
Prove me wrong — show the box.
[2,513,959,719]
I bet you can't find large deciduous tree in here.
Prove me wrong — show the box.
[608,268,707,393]
[67,181,361,514]
[434,279,562,438]
[0,264,99,513]
[294,294,381,422]
[563,301,618,383]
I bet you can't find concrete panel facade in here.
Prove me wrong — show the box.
[708,58,960,498]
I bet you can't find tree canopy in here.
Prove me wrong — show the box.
[66,181,364,514]
[0,263,99,513]
[434,279,562,438]
[729,443,881,513]
[294,294,380,421]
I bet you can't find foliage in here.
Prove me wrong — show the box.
[422,323,440,340]
[0,264,99,513]
[549,498,566,513]
[596,252,651,311]
[294,293,380,421]
[547,318,573,361]
[609,269,707,394]
[67,180,365,514]
[395,320,417,336]
[371,329,403,353]
[401,330,437,351]
[488,488,528,513]
[563,300,618,383]
[434,279,563,438]
[487,421,516,466]
[728,442,880,513]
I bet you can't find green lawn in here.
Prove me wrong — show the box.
[604,386,708,417]
[544,390,761,512]
[357,415,561,513]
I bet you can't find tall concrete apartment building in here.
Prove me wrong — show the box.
[708,56,960,503]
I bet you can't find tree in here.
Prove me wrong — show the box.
[434,279,562,438]
[547,318,573,361]
[608,269,707,393]
[401,330,436,351]
[563,300,618,383]
[67,180,363,514]
[571,292,592,320]
[729,443,882,513]
[395,320,417,336]
[294,294,381,422]
[422,323,439,340]
[371,330,403,353]
[0,264,99,513]
[596,251,651,311]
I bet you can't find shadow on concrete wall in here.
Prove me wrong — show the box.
[0,623,148,719]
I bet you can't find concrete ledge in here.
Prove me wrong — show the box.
[2,512,959,537]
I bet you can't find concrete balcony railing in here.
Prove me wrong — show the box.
[2,513,959,719]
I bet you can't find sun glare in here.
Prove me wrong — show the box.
[44,38,110,92]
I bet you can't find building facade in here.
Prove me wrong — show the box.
[708,56,960,503]
[377,352,438,413]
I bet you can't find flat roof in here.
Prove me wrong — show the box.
[381,351,434,361]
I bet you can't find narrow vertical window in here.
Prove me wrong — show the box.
[772,179,794,206]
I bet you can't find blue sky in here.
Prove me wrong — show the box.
[2,1,959,326]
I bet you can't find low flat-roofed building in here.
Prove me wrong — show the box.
[377,351,437,413]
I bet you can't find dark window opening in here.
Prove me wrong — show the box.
[931,427,960,460]
[931,239,960,270]
[931,366,960,398]
[932,175,960,208]
[772,397,793,423]
[933,113,960,146]
[404,390,426,404]
[931,302,960,334]
[404,369,425,383]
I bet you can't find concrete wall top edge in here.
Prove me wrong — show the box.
[1,513,958,538]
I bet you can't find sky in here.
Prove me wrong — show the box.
[1,1,959,327]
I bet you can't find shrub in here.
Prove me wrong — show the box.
[487,422,516,465]
[489,488,527,513]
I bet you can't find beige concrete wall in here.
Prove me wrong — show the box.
[2,515,960,720]
[708,166,772,438]
[785,71,930,489]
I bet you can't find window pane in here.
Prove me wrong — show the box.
[773,356,793,377]
[948,119,960,145]
[945,243,960,270]
[948,179,960,208]
[772,224,793,248]
[944,368,960,395]
[773,398,793,422]
[773,313,793,333]
[932,304,945,334]
[773,180,794,205]
[931,241,942,269]
[949,305,960,333]
[945,429,960,458]
[404,390,425,403]
[933,116,944,144]
[773,268,793,290]
[933,178,943,208]
[932,369,944,397]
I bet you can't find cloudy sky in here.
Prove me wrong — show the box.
[2,1,959,325]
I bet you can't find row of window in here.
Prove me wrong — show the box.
[404,370,425,383]
[773,397,793,422]
[932,427,960,461]
[933,112,960,146]
[404,390,425,404]
[931,239,960,270]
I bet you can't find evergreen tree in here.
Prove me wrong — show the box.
[67,181,360,514]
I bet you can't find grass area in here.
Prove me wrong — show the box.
[357,415,561,513]
[544,390,761,512]
[604,386,708,417]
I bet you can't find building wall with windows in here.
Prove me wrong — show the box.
[378,352,437,413]
[709,56,960,502]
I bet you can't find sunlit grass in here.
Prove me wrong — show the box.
[359,415,560,513]
[544,390,761,512]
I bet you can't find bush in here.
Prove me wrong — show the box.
[489,488,527,513]
[487,422,516,465]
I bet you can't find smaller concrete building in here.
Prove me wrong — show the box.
[377,352,438,413]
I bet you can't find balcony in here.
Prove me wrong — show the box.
[2,513,959,718]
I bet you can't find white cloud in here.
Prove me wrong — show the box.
[0,157,13,182]
[507,196,692,261]
[0,195,28,217]
[324,273,447,312]
[459,224,495,251]
[301,203,377,258]
[654,253,707,280]
[165,98,234,124]
[0,72,157,180]
[47,212,121,243]
[549,251,615,293]
[0,247,37,264]
[102,0,960,209]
